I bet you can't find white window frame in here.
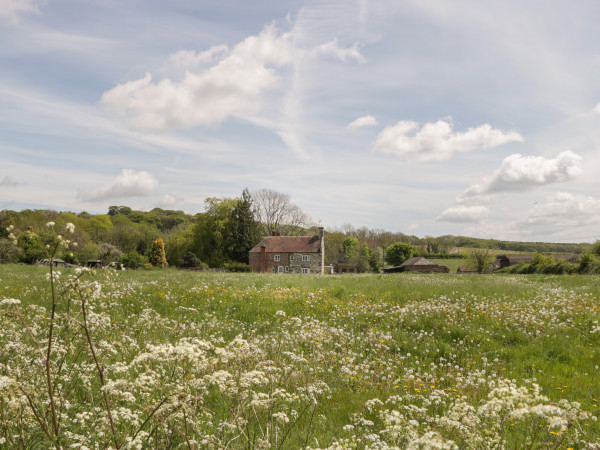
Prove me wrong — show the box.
[302,255,310,262]
[278,266,284,274]
[274,255,280,262]
[285,266,290,273]
[290,255,294,262]
[302,268,310,274]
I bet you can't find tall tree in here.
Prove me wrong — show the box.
[252,188,311,236]
[385,242,414,267]
[226,189,260,263]
[149,238,167,268]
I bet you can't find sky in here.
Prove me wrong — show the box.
[1,0,600,243]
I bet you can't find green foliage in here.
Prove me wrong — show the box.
[149,238,167,268]
[465,247,495,273]
[225,189,260,264]
[0,238,23,263]
[179,251,203,268]
[191,197,238,267]
[17,231,46,264]
[97,242,123,265]
[120,251,147,269]
[223,262,253,272]
[385,242,414,266]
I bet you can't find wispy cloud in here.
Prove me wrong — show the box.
[78,169,159,202]
[0,0,41,23]
[348,115,378,130]
[372,119,523,162]
[436,205,489,223]
[315,38,365,63]
[0,176,22,187]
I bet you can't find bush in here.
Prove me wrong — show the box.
[149,238,167,268]
[224,262,253,272]
[179,251,203,268]
[0,238,23,264]
[120,251,147,269]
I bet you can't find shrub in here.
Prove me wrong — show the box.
[0,238,23,263]
[179,251,203,268]
[224,262,253,272]
[149,238,167,268]
[120,251,147,269]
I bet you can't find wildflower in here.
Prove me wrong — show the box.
[46,221,55,228]
[65,222,75,233]
[1,298,21,306]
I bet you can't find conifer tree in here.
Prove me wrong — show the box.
[226,188,260,263]
[149,238,167,268]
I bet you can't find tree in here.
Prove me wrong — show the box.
[149,238,167,268]
[191,197,238,267]
[342,237,359,259]
[465,247,494,273]
[385,242,414,267]
[226,188,260,263]
[252,188,311,236]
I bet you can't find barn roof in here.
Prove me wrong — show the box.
[400,256,438,266]
[249,235,322,253]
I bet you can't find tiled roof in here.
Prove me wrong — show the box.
[400,256,437,266]
[249,235,322,253]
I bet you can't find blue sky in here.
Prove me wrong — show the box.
[1,0,600,242]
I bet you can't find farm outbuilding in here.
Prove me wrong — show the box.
[384,256,450,274]
[498,255,534,268]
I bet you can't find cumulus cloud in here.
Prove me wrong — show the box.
[167,45,229,69]
[511,192,600,229]
[101,24,366,133]
[348,115,378,130]
[0,0,41,23]
[316,39,365,63]
[436,205,490,223]
[372,119,523,162]
[101,25,294,131]
[594,102,600,113]
[0,176,21,187]
[79,169,159,202]
[458,151,582,203]
[155,194,177,208]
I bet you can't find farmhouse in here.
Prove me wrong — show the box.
[384,256,450,273]
[334,253,358,274]
[249,228,324,274]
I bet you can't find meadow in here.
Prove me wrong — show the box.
[1,265,599,449]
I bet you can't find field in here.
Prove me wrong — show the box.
[1,265,599,448]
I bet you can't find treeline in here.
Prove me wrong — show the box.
[0,188,593,270]
[497,248,600,275]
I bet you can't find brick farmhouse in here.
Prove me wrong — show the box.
[249,228,324,274]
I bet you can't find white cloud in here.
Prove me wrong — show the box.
[167,45,229,69]
[348,115,378,130]
[458,151,583,203]
[593,102,600,114]
[511,192,600,229]
[78,169,159,202]
[0,176,21,187]
[101,25,294,131]
[372,119,523,162]
[436,205,489,223]
[316,38,365,63]
[0,0,40,23]
[155,194,177,208]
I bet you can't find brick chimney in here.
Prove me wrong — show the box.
[271,230,280,236]
[318,227,324,274]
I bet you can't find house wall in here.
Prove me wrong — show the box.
[249,251,322,273]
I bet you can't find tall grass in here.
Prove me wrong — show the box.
[1,265,599,448]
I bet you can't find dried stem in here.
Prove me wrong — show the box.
[78,287,120,450]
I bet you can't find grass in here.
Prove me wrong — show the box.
[0,265,599,448]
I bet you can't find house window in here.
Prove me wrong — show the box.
[302,255,310,262]
[278,266,284,274]
[302,268,310,274]
[271,268,275,273]
[274,255,280,262]
[290,255,294,262]
[285,266,289,273]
